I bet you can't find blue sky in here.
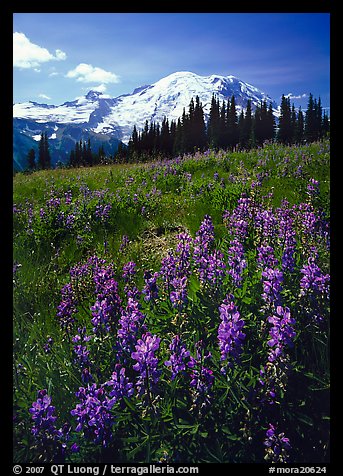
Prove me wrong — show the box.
[13,13,330,110]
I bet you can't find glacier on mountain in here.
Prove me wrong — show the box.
[13,71,277,169]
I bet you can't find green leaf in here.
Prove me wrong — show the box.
[123,397,136,412]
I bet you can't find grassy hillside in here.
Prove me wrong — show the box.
[13,141,330,463]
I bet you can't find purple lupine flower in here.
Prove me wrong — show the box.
[164,335,191,380]
[93,266,117,299]
[218,297,246,372]
[142,270,159,303]
[169,276,188,311]
[223,195,253,241]
[81,368,93,384]
[65,214,75,229]
[131,333,161,398]
[43,337,53,354]
[104,364,134,407]
[46,196,61,209]
[193,215,215,277]
[90,298,112,335]
[188,341,214,408]
[124,284,141,301]
[194,215,215,251]
[300,257,330,299]
[194,247,226,289]
[95,203,112,222]
[29,389,67,459]
[56,211,65,225]
[204,250,226,287]
[295,202,318,243]
[264,423,291,463]
[259,306,295,404]
[119,235,129,252]
[70,383,115,447]
[64,190,72,204]
[307,178,320,197]
[122,261,137,281]
[275,201,297,272]
[175,232,193,278]
[30,389,59,439]
[117,298,146,356]
[267,306,296,363]
[299,256,330,323]
[57,283,78,333]
[91,268,122,334]
[281,238,296,273]
[261,268,284,307]
[255,208,278,243]
[161,251,177,287]
[227,239,247,287]
[72,327,92,368]
[257,243,278,270]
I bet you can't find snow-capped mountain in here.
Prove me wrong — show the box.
[13,71,277,170]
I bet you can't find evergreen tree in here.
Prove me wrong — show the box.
[141,120,150,155]
[240,100,253,148]
[86,138,93,166]
[227,95,238,149]
[170,120,177,154]
[253,102,263,146]
[217,100,227,148]
[160,117,171,155]
[69,149,76,167]
[291,104,297,143]
[278,95,292,144]
[174,118,183,155]
[314,97,323,139]
[207,94,220,148]
[187,97,196,151]
[81,140,87,165]
[238,110,245,149]
[181,107,190,153]
[305,93,316,142]
[27,148,36,170]
[38,133,45,169]
[295,106,304,143]
[322,110,330,137]
[194,96,207,150]
[44,132,51,168]
[266,103,276,142]
[115,142,127,163]
[96,144,106,163]
[75,141,81,166]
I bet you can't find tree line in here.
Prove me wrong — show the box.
[25,93,329,170]
[26,136,109,171]
[115,92,329,162]
[26,132,51,170]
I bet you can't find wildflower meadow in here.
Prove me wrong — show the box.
[13,141,330,464]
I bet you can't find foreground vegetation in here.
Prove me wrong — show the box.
[13,140,330,463]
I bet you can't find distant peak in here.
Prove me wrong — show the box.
[85,90,104,100]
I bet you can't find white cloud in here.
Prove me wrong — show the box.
[66,63,120,84]
[91,84,107,93]
[55,49,67,61]
[13,32,67,69]
[38,93,51,100]
[285,93,308,100]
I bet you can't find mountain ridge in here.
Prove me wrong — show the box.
[13,71,278,170]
